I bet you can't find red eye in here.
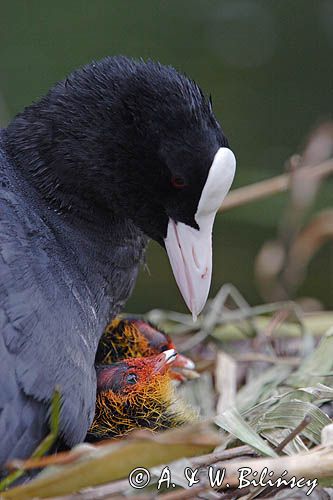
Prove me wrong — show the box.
[171,176,186,189]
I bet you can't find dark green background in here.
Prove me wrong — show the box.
[1,0,332,311]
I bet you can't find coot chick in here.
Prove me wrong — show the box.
[96,317,195,380]
[87,349,195,441]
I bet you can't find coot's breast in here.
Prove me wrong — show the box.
[0,131,147,464]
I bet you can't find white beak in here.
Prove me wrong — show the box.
[164,147,236,320]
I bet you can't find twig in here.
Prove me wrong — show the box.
[234,353,300,366]
[158,485,209,500]
[220,158,333,212]
[210,311,333,343]
[219,300,308,338]
[49,478,134,500]
[7,449,87,471]
[191,445,255,467]
[263,309,290,339]
[146,303,333,340]
[275,415,312,453]
[181,284,254,352]
[5,439,125,471]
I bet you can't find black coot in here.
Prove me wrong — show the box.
[0,56,235,466]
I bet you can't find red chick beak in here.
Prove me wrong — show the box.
[169,353,196,382]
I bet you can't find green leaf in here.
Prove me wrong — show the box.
[288,328,333,387]
[215,407,278,457]
[251,400,331,445]
[235,365,292,413]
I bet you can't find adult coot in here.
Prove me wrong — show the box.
[0,56,235,466]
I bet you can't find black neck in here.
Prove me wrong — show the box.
[4,128,109,227]
[2,114,147,297]
[3,66,131,226]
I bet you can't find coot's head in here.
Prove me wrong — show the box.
[6,56,236,318]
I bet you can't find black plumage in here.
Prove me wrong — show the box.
[0,56,229,468]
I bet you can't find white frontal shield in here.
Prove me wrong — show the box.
[164,147,236,320]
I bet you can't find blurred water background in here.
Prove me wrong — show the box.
[1,0,332,311]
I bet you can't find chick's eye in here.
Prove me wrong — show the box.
[126,373,138,385]
[171,175,186,189]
